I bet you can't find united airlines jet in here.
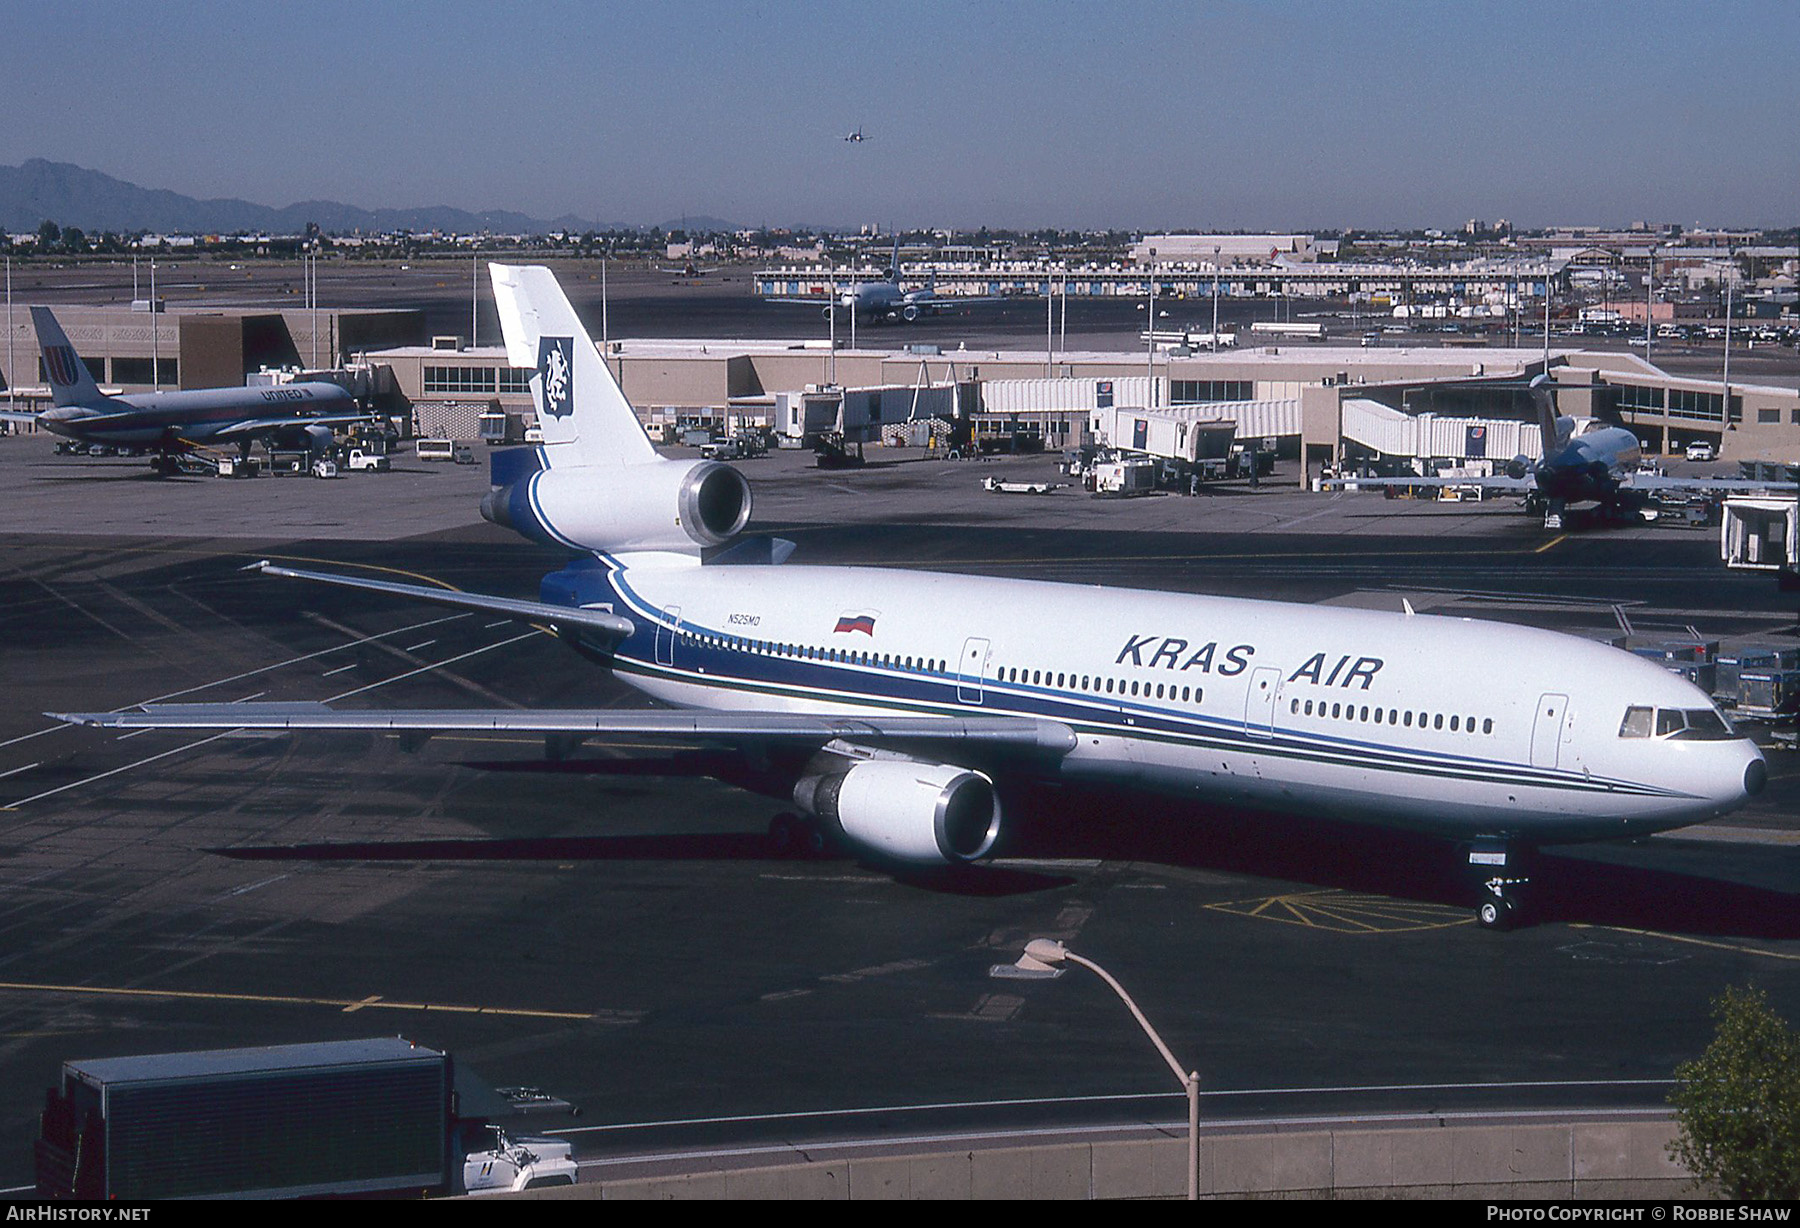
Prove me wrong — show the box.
[57,266,1768,929]
[4,307,367,474]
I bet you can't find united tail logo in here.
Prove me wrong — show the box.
[44,344,81,388]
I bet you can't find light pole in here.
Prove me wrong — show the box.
[1015,938,1200,1200]
[1212,246,1221,350]
[1722,249,1734,433]
[1146,250,1157,408]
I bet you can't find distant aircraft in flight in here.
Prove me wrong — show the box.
[844,127,866,143]
[3,307,368,475]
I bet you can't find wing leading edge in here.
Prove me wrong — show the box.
[53,703,1079,755]
[247,562,634,641]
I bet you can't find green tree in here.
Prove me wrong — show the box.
[37,219,60,248]
[1668,985,1800,1198]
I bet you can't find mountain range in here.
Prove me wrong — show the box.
[0,160,734,236]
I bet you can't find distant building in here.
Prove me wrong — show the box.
[1130,234,1319,266]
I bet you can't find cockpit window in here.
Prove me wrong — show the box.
[1621,705,1736,741]
[1672,709,1734,741]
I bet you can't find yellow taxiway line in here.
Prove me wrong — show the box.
[0,979,593,1020]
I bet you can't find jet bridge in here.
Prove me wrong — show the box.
[1721,495,1798,581]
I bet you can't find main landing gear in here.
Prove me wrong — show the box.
[1469,838,1531,931]
[767,812,832,859]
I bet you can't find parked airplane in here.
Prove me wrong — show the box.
[57,266,1768,930]
[765,236,1001,323]
[2,307,368,474]
[1324,376,1787,528]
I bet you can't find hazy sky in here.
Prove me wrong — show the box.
[4,0,1794,231]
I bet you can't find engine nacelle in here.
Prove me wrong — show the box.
[1505,453,1531,480]
[901,304,920,322]
[794,759,1002,865]
[481,457,751,554]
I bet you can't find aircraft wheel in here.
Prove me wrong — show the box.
[767,812,802,857]
[1476,896,1516,931]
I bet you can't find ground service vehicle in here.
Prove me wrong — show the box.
[34,1037,578,1199]
[416,438,456,461]
[36,1038,454,1199]
[344,446,390,472]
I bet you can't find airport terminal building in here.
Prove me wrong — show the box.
[6,303,1797,475]
[364,336,1800,478]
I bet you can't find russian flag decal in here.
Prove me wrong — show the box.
[834,612,877,636]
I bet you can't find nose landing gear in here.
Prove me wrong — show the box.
[1470,839,1531,930]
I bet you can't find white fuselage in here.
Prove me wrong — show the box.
[585,556,1762,844]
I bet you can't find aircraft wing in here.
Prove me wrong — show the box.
[247,562,634,641]
[0,409,43,423]
[1320,475,1535,492]
[53,703,1078,755]
[1620,473,1800,494]
[211,412,378,438]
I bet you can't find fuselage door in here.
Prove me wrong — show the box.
[957,637,990,705]
[656,606,681,667]
[1530,692,1569,769]
[1244,666,1281,738]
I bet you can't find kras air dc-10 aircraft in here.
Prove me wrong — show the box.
[57,265,1768,929]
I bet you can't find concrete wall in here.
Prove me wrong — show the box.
[490,1117,1697,1201]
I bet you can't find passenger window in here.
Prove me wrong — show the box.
[1482,718,1493,734]
[1433,714,1443,730]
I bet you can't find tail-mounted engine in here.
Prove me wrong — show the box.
[482,455,751,555]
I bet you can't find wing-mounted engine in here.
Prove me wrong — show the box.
[793,750,1003,866]
[481,454,751,555]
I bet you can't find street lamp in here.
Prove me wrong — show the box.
[1014,938,1200,1200]
[1212,245,1221,351]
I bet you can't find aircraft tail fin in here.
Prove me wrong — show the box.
[885,233,901,283]
[488,264,658,469]
[1527,374,1570,456]
[30,307,105,408]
